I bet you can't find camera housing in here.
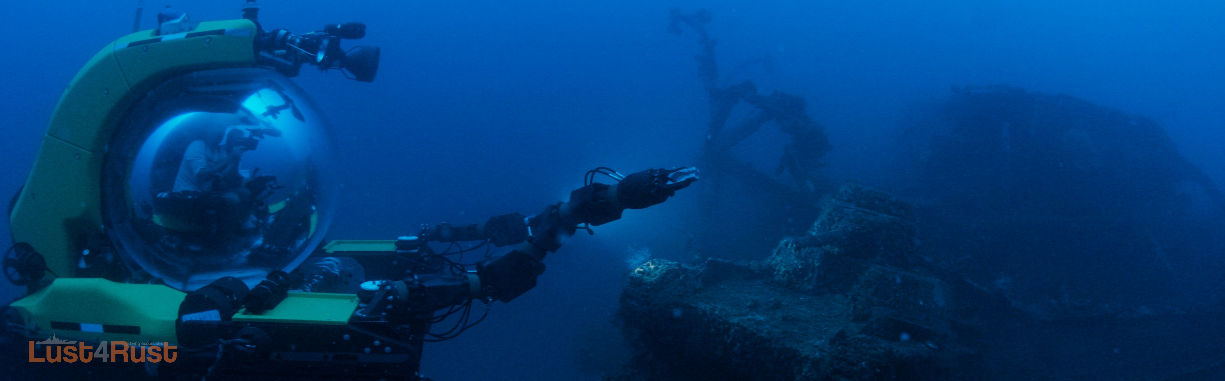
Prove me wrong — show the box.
[256,22,380,82]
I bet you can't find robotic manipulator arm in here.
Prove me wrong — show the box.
[171,167,696,378]
[366,166,700,318]
[308,167,699,359]
[414,166,700,303]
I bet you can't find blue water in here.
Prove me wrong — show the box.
[2,1,1224,379]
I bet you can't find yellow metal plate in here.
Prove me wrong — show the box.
[10,278,185,343]
[113,19,258,93]
[10,138,101,276]
[233,292,358,325]
[322,240,398,254]
[45,41,131,150]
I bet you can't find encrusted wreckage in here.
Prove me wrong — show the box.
[670,9,834,258]
[611,84,1225,379]
[612,182,1225,380]
[613,184,978,380]
[898,85,1225,318]
[628,8,1225,380]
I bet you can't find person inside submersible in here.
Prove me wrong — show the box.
[155,111,282,246]
[1,2,699,380]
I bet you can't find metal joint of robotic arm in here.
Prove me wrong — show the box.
[419,212,530,247]
[360,274,482,322]
[474,167,700,302]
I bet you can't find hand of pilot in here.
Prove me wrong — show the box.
[223,128,258,157]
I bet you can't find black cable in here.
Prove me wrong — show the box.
[442,302,472,337]
[398,240,489,276]
[434,241,468,274]
[424,300,493,342]
[430,302,469,336]
[425,301,472,340]
[585,166,626,186]
[441,242,456,256]
[427,254,465,275]
[433,239,488,258]
[442,239,489,258]
[429,303,465,324]
[455,240,490,266]
[426,240,492,272]
[461,301,491,330]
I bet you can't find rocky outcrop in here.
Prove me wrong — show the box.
[613,184,972,380]
[768,184,917,293]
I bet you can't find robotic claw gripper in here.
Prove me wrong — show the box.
[1,3,697,380]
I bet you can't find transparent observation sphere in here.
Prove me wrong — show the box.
[103,68,339,291]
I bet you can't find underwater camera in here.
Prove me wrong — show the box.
[258,22,381,82]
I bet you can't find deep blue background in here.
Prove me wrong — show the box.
[2,1,1223,379]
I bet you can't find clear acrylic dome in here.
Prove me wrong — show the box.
[103,68,338,291]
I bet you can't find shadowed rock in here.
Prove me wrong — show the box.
[613,184,970,380]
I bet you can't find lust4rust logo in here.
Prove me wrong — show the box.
[28,334,178,364]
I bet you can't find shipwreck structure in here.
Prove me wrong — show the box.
[611,85,1225,380]
[669,9,833,258]
[613,183,1225,380]
[613,184,981,380]
[896,85,1225,317]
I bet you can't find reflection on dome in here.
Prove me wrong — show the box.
[103,68,338,291]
